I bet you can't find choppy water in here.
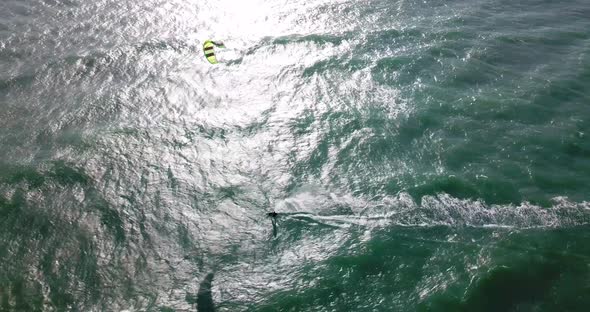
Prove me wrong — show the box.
[1,0,590,311]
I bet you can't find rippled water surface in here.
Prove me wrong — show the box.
[1,0,590,311]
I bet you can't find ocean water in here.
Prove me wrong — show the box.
[1,0,590,311]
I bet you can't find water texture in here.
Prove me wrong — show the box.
[1,0,590,311]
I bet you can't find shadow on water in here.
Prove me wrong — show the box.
[196,273,215,312]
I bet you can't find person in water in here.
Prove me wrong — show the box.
[267,211,278,237]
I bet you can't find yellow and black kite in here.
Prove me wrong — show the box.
[203,40,225,64]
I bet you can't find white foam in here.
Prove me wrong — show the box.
[275,187,590,229]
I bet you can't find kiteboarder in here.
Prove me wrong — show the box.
[268,211,278,237]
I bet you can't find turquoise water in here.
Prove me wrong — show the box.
[1,0,590,310]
